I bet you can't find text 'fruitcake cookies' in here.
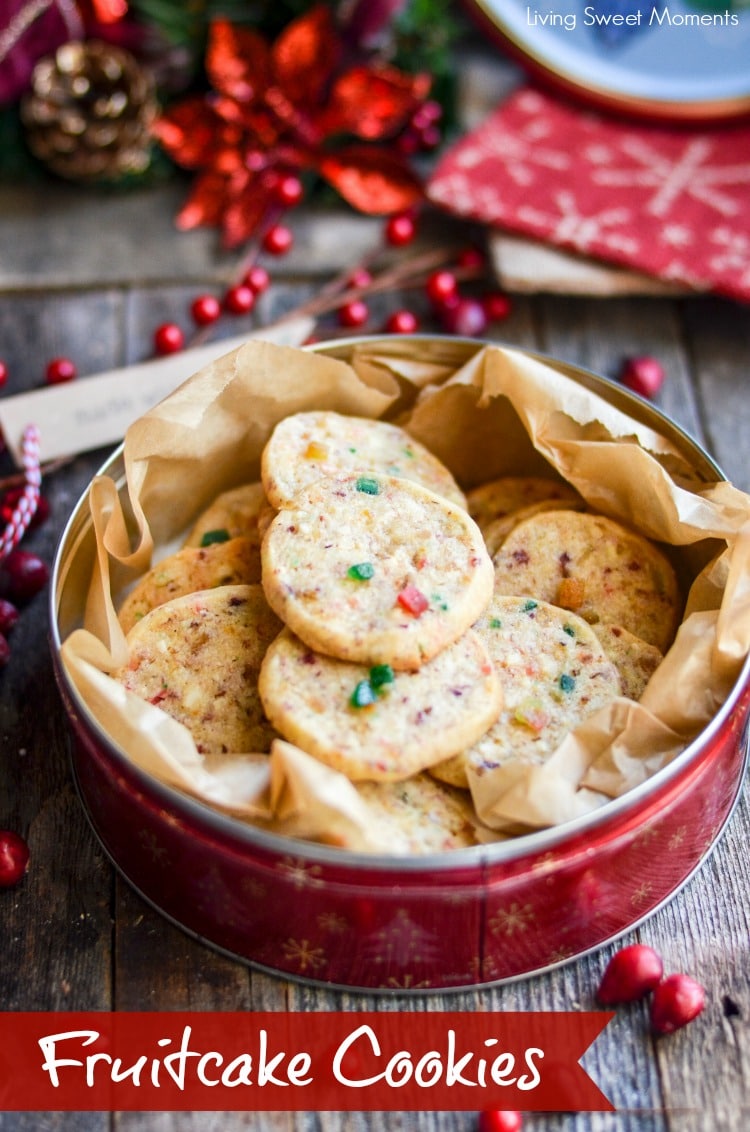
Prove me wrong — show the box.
[354,775,478,854]
[261,410,467,510]
[113,584,281,755]
[117,537,261,634]
[491,510,681,651]
[430,596,622,789]
[262,473,494,670]
[257,627,502,782]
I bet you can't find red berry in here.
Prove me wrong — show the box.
[483,292,513,322]
[45,356,77,384]
[153,323,184,355]
[0,829,29,887]
[0,361,7,387]
[263,224,293,255]
[0,634,9,668]
[244,265,270,295]
[650,973,706,1034]
[385,212,417,247]
[0,549,49,603]
[413,99,443,128]
[442,297,488,338]
[338,300,369,328]
[478,1112,523,1132]
[457,247,485,270]
[620,355,664,399]
[385,309,419,334]
[396,129,420,156]
[190,294,221,326]
[274,174,304,207]
[0,599,19,635]
[223,285,255,315]
[417,124,442,150]
[425,270,458,307]
[596,944,664,1005]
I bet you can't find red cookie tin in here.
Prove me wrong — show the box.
[50,338,750,992]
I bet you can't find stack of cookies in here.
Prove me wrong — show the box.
[113,410,682,853]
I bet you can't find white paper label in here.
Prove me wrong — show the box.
[0,319,314,466]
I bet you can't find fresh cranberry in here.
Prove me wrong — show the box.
[413,99,443,128]
[425,270,458,307]
[0,599,19,635]
[0,634,9,668]
[385,310,419,334]
[263,224,294,255]
[1,490,49,530]
[650,973,706,1034]
[620,355,664,399]
[45,357,77,384]
[396,129,420,156]
[385,212,417,247]
[596,944,664,1005]
[153,323,184,355]
[0,829,29,887]
[0,361,7,388]
[483,292,513,321]
[442,297,488,337]
[190,294,221,325]
[223,285,255,315]
[274,174,304,207]
[244,265,270,295]
[478,1112,523,1132]
[417,124,441,150]
[338,300,369,328]
[0,549,49,603]
[457,247,485,270]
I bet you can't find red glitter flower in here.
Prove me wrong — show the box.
[152,6,429,247]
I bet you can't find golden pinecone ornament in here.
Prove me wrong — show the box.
[21,40,157,182]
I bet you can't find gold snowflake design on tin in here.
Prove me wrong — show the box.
[365,908,441,966]
[630,880,654,908]
[379,974,433,990]
[137,830,170,865]
[240,876,268,901]
[668,826,688,852]
[317,911,348,934]
[489,901,536,937]
[281,938,327,974]
[277,855,325,890]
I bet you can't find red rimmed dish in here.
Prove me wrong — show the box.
[49,336,750,992]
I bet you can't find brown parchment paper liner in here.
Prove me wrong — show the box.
[60,338,750,850]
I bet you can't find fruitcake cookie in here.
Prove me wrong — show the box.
[183,482,268,548]
[593,624,663,701]
[467,476,581,533]
[113,584,281,755]
[354,774,478,854]
[430,596,622,788]
[118,537,261,633]
[261,473,494,669]
[491,510,681,651]
[261,410,466,510]
[482,498,587,558]
[257,627,502,781]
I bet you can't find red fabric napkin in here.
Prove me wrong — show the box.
[428,87,750,304]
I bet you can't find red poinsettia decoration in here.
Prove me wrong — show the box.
[152,6,431,247]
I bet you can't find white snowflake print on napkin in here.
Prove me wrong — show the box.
[427,88,750,303]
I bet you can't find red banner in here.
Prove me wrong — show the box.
[0,1011,614,1112]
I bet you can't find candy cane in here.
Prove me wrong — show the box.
[0,424,42,561]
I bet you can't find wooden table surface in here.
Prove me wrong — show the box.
[1,93,750,1132]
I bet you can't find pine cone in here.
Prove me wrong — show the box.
[21,40,157,182]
